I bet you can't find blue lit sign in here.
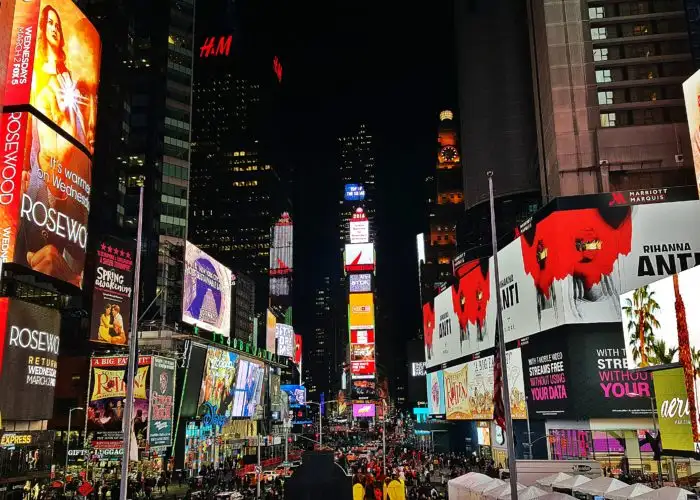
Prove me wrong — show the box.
[344,184,365,201]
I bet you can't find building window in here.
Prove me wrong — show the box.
[593,48,609,61]
[589,6,605,19]
[600,113,617,127]
[591,27,608,40]
[633,24,649,36]
[598,91,614,105]
[596,69,612,83]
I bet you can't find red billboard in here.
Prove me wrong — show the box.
[350,328,374,344]
[4,0,101,154]
[0,111,91,288]
[351,359,375,378]
[294,334,302,365]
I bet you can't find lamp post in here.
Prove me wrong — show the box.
[381,400,387,477]
[65,407,84,489]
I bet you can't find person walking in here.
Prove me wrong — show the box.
[354,478,365,500]
[386,475,406,500]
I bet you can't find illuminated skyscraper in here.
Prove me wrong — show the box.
[310,276,335,397]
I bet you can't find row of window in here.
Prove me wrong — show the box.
[593,40,688,61]
[163,162,189,181]
[589,0,683,19]
[597,84,682,104]
[591,18,687,41]
[595,60,692,82]
[599,106,685,127]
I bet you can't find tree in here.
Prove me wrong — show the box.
[647,339,678,365]
[622,285,660,367]
[674,274,699,442]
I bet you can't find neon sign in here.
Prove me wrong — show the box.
[199,35,232,58]
[273,56,283,82]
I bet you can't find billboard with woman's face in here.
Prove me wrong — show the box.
[4,0,101,154]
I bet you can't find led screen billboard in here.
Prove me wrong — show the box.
[265,310,276,353]
[349,273,372,293]
[294,334,302,365]
[353,403,375,418]
[0,111,92,288]
[349,293,374,329]
[0,298,61,420]
[683,69,700,196]
[275,323,294,357]
[349,209,369,244]
[412,362,426,377]
[4,0,101,153]
[233,358,264,418]
[90,236,134,345]
[198,346,237,425]
[652,367,697,454]
[345,243,375,272]
[620,265,700,449]
[179,342,207,418]
[281,384,306,407]
[427,370,445,416]
[182,242,232,336]
[344,184,365,201]
[351,328,374,344]
[270,212,292,276]
[148,356,176,447]
[87,355,151,449]
[352,379,376,400]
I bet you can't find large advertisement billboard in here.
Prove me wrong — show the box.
[90,236,135,345]
[275,323,294,357]
[349,293,374,329]
[345,243,375,272]
[270,212,292,275]
[620,265,700,449]
[281,384,306,407]
[349,273,372,293]
[349,208,369,244]
[0,111,91,288]
[0,298,61,420]
[683,69,700,196]
[653,367,697,455]
[182,242,232,336]
[424,200,700,368]
[353,403,375,418]
[198,346,237,425]
[233,358,264,418]
[4,0,101,153]
[87,355,151,449]
[351,327,375,380]
[266,310,276,352]
[148,356,176,447]
[427,370,445,416]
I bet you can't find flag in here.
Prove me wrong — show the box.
[493,321,506,431]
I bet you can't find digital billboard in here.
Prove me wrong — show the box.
[620,265,700,449]
[148,356,176,447]
[349,293,374,329]
[652,368,696,454]
[351,328,374,344]
[182,242,232,336]
[0,111,92,288]
[683,69,700,196]
[350,325,375,380]
[349,273,372,293]
[351,343,375,361]
[198,347,237,425]
[87,355,151,449]
[179,342,207,418]
[4,0,101,153]
[0,298,61,420]
[265,310,276,353]
[427,370,445,416]
[281,384,306,407]
[349,208,369,244]
[412,362,426,376]
[353,403,375,418]
[275,323,294,357]
[344,184,365,201]
[270,212,292,276]
[233,358,264,418]
[352,379,376,400]
[345,243,375,272]
[90,237,134,345]
[294,334,302,365]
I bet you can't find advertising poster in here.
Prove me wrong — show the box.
[621,265,700,447]
[269,212,293,275]
[349,208,369,244]
[427,370,445,416]
[683,69,700,196]
[269,371,281,414]
[444,363,469,419]
[349,293,375,329]
[424,290,460,369]
[653,368,696,454]
[148,356,176,447]
[352,379,376,400]
[87,355,151,449]
[90,237,135,345]
[349,273,372,293]
[353,403,375,418]
[344,184,365,201]
[198,347,238,425]
[498,239,542,341]
[182,242,232,336]
[0,111,91,288]
[351,328,375,344]
[4,0,101,153]
[281,385,306,407]
[345,243,375,272]
[0,298,61,420]
[351,343,375,361]
[294,334,302,365]
[179,342,207,418]
[232,358,264,418]
[265,310,276,353]
[275,323,294,357]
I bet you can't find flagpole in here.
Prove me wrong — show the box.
[120,177,145,500]
[487,172,519,498]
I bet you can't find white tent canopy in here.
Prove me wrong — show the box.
[537,493,578,500]
[536,473,573,488]
[447,472,494,500]
[471,479,506,500]
[493,483,527,500]
[574,477,628,496]
[497,486,549,500]
[632,487,694,500]
[552,475,592,491]
[605,484,654,500]
[485,483,522,500]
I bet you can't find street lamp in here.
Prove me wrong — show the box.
[307,400,338,448]
[65,407,84,487]
[381,400,388,477]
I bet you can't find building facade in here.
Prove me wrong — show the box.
[310,276,335,398]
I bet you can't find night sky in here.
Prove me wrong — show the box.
[213,0,457,382]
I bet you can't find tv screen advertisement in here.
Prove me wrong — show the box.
[148,356,176,447]
[344,183,365,201]
[349,273,372,293]
[275,323,294,357]
[353,403,375,418]
[344,243,375,272]
[0,112,92,288]
[265,310,276,353]
[352,379,376,400]
[351,328,374,344]
[90,237,135,346]
[0,298,61,420]
[4,0,101,154]
[281,384,306,407]
[182,242,232,336]
[233,357,264,418]
[180,342,207,418]
[87,355,151,449]
[349,293,374,329]
[294,334,302,365]
[652,367,697,454]
[427,370,445,416]
[683,69,700,196]
[349,217,369,244]
[198,347,238,425]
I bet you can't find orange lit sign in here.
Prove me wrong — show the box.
[349,293,374,329]
[4,0,101,154]
[199,35,232,58]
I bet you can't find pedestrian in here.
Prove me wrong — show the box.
[354,477,365,500]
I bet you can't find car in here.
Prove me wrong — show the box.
[291,460,302,468]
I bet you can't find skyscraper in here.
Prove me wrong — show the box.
[310,276,335,397]
[528,0,697,197]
